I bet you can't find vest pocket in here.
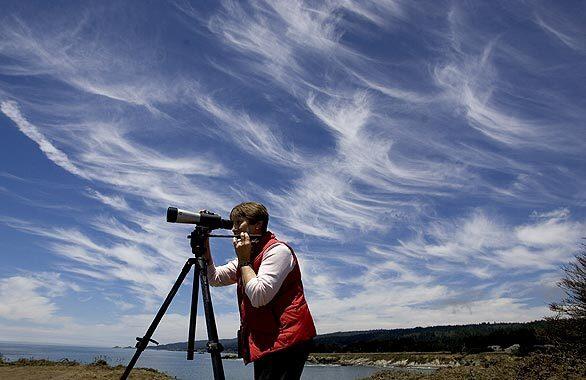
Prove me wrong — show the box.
[248,306,278,332]
[249,328,279,352]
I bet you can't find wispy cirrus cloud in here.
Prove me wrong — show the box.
[0,100,230,209]
[203,3,464,238]
[432,39,544,147]
[297,208,576,332]
[85,188,129,211]
[534,13,586,54]
[195,0,586,244]
[395,208,584,272]
[196,96,310,168]
[0,12,181,113]
[1,101,88,178]
[0,216,185,307]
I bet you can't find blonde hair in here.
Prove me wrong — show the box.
[230,202,269,232]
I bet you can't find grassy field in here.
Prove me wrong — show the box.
[0,358,172,379]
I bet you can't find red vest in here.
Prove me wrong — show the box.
[236,231,316,363]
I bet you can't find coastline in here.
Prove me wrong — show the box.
[308,352,483,369]
[156,350,496,370]
[104,347,515,370]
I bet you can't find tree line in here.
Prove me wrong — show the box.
[311,322,545,353]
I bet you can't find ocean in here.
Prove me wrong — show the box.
[0,342,384,379]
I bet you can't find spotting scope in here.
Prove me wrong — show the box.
[167,207,233,230]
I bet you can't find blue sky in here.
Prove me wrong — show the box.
[0,0,585,347]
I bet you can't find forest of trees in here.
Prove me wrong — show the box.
[151,321,545,354]
[311,322,544,353]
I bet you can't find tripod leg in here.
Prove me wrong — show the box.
[187,265,200,360]
[197,256,226,380]
[121,258,195,380]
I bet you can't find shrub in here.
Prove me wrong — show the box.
[546,243,586,355]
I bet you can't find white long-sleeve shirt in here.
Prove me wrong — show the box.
[207,243,295,308]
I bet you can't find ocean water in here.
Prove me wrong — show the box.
[0,342,384,380]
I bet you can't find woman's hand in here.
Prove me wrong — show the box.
[233,232,251,264]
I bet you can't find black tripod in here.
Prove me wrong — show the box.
[121,226,225,380]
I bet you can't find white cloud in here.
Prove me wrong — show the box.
[0,14,182,113]
[0,277,57,322]
[1,100,232,213]
[313,297,549,334]
[0,274,78,323]
[0,310,242,346]
[0,271,237,346]
[395,209,584,273]
[535,14,586,53]
[432,44,543,147]
[109,299,135,311]
[530,208,570,220]
[267,168,408,239]
[301,242,552,333]
[0,213,242,311]
[196,96,310,168]
[489,245,562,271]
[85,188,130,210]
[0,217,173,303]
[339,0,405,29]
[307,91,370,141]
[294,208,573,333]
[516,218,584,247]
[351,71,430,103]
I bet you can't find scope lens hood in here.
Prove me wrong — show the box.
[167,207,178,223]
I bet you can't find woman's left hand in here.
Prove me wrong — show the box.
[233,232,251,263]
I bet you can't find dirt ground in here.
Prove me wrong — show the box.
[0,359,172,380]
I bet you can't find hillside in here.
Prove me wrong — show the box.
[148,321,546,353]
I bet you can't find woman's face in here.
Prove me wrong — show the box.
[231,218,262,235]
[231,218,248,235]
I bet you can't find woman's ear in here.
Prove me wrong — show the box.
[253,221,263,232]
